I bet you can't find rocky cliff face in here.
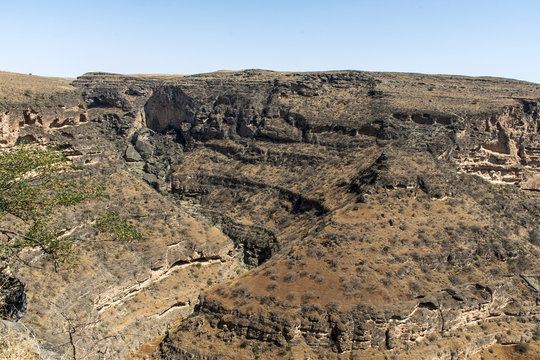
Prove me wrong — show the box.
[72,70,540,191]
[0,70,538,359]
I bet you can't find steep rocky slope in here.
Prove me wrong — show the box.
[0,72,241,359]
[0,70,538,359]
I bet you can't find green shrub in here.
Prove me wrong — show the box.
[95,211,142,242]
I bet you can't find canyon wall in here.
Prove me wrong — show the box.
[0,70,538,359]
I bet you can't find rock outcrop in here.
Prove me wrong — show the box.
[0,274,26,321]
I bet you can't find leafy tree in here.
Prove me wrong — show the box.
[0,144,98,270]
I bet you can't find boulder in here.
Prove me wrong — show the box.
[124,144,142,162]
[134,138,154,156]
[0,275,26,321]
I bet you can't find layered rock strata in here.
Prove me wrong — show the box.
[0,70,538,359]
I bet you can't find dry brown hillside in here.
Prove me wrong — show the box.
[0,70,538,359]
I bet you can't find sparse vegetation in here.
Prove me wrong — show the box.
[283,271,297,283]
[0,144,99,268]
[95,210,142,242]
[0,325,40,359]
[2,69,540,360]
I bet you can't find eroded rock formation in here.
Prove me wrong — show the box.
[0,70,538,359]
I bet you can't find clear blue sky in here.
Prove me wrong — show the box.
[2,0,539,83]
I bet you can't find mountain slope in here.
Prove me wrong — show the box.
[0,70,538,359]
